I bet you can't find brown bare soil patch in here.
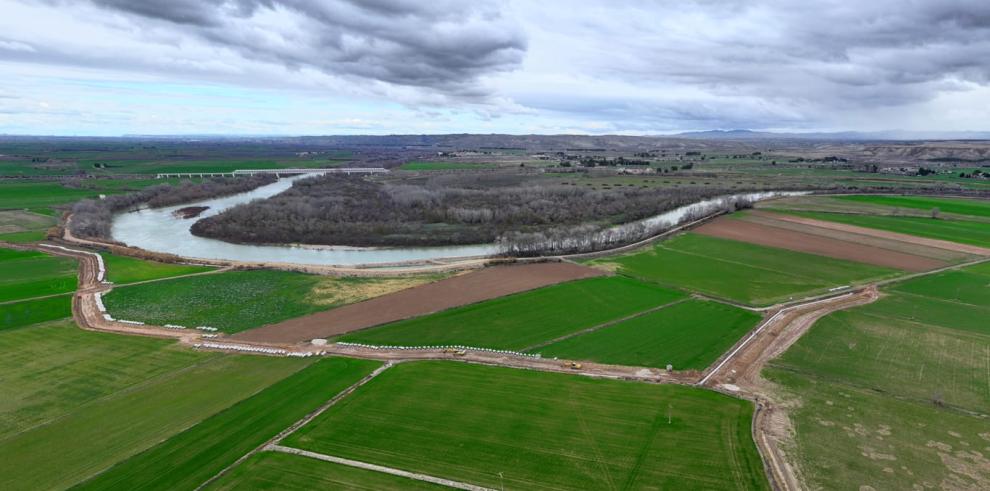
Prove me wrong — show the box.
[754,210,990,256]
[739,212,974,263]
[232,262,605,344]
[695,217,946,272]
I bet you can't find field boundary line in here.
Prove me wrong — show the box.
[194,361,394,491]
[267,445,496,491]
[521,297,690,352]
[109,266,232,288]
[0,290,74,306]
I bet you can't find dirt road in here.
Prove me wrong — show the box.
[700,286,881,491]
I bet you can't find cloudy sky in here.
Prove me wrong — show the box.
[0,0,988,135]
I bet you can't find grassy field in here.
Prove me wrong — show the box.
[206,452,445,490]
[0,248,77,303]
[835,194,990,218]
[76,357,380,491]
[102,252,214,284]
[0,321,311,491]
[340,276,686,350]
[777,210,990,247]
[0,295,72,331]
[285,361,768,491]
[595,234,897,306]
[537,299,762,370]
[398,161,497,171]
[0,179,195,214]
[0,210,54,241]
[765,262,990,490]
[104,269,436,332]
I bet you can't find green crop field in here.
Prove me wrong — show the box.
[0,230,48,243]
[835,194,990,218]
[102,252,214,284]
[0,321,311,491]
[398,161,497,171]
[595,234,897,306]
[340,276,685,350]
[764,262,990,490]
[0,248,77,303]
[206,452,445,490]
[76,357,380,491]
[284,361,768,491]
[103,269,434,333]
[0,295,72,331]
[537,299,762,370]
[0,179,189,214]
[777,210,990,247]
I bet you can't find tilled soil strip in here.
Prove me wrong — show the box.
[694,218,946,272]
[232,262,605,345]
[752,210,990,256]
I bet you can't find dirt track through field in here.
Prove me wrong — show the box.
[232,262,605,345]
[695,217,946,271]
[700,286,882,491]
[753,210,990,256]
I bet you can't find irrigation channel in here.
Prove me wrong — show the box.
[111,173,807,267]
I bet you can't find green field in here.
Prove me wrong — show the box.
[765,262,990,489]
[0,321,311,491]
[0,210,54,243]
[103,269,432,333]
[0,179,194,214]
[102,252,214,284]
[340,276,685,350]
[0,248,77,303]
[778,210,990,248]
[595,234,897,306]
[76,357,380,491]
[835,194,990,218]
[398,161,497,171]
[0,295,72,331]
[206,452,445,490]
[537,299,762,370]
[285,361,768,491]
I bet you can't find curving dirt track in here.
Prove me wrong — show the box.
[231,262,605,344]
[700,286,881,491]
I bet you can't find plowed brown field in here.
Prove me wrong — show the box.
[695,217,947,271]
[232,262,605,344]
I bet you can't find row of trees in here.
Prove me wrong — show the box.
[69,175,275,239]
[191,173,764,251]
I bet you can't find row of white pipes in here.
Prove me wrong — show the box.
[39,244,106,283]
[335,342,542,359]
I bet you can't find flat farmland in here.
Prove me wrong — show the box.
[595,234,896,306]
[0,248,77,303]
[775,210,990,248]
[206,452,445,490]
[76,357,380,491]
[104,269,436,333]
[102,252,214,284]
[695,214,947,271]
[284,361,768,491]
[0,321,311,491]
[234,262,603,344]
[0,295,72,330]
[765,262,990,490]
[339,276,685,350]
[537,299,762,370]
[835,194,990,218]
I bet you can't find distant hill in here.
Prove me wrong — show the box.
[674,129,990,141]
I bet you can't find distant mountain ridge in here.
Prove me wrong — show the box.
[674,129,990,141]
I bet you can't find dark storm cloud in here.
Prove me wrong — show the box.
[77,0,527,96]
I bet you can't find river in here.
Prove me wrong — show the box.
[111,176,807,267]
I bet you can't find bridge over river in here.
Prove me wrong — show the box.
[155,168,389,179]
